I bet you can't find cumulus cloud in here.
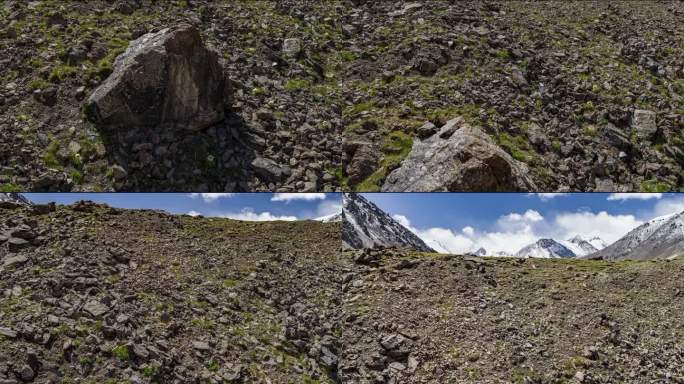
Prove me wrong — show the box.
[187,210,201,217]
[500,209,544,223]
[219,208,298,221]
[651,195,684,217]
[394,208,643,256]
[532,193,569,201]
[607,193,662,201]
[189,193,234,203]
[553,211,643,244]
[392,215,473,254]
[315,199,342,218]
[271,193,326,202]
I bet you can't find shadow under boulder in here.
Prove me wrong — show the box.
[82,23,263,191]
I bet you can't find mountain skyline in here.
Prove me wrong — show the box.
[361,193,684,256]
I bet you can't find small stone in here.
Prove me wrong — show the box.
[282,38,302,57]
[632,109,657,138]
[3,253,28,266]
[110,165,127,180]
[0,327,17,338]
[133,344,149,360]
[192,341,210,351]
[83,300,109,317]
[17,365,35,381]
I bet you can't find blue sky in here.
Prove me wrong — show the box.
[362,193,684,254]
[24,193,342,221]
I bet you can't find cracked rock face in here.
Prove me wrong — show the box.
[85,24,229,132]
[381,117,538,192]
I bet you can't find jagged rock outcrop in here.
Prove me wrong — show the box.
[342,193,434,252]
[381,117,537,192]
[85,24,230,132]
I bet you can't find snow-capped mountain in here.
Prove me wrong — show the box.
[515,238,576,258]
[315,212,342,222]
[0,193,31,205]
[477,235,607,259]
[342,193,435,252]
[590,211,684,260]
[559,235,606,257]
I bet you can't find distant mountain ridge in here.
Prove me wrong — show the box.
[590,212,684,260]
[0,193,31,206]
[342,193,435,252]
[476,235,606,259]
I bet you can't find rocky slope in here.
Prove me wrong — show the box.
[1,202,683,383]
[337,248,684,383]
[341,1,684,192]
[0,0,342,192]
[0,201,344,383]
[342,193,434,252]
[591,211,684,260]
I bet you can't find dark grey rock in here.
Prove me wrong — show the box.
[85,24,229,132]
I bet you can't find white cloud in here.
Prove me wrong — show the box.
[500,209,544,223]
[219,208,298,222]
[607,193,662,201]
[392,215,473,254]
[189,193,234,203]
[532,193,569,201]
[393,208,643,256]
[553,211,642,244]
[187,210,201,217]
[651,196,684,218]
[271,193,326,202]
[316,199,342,217]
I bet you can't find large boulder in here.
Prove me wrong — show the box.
[381,117,537,191]
[85,24,229,131]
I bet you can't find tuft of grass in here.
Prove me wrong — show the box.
[496,49,511,60]
[0,183,21,193]
[43,139,61,168]
[356,131,413,191]
[338,50,359,62]
[284,78,311,91]
[640,179,672,192]
[498,132,533,162]
[111,345,130,361]
[29,78,50,91]
[207,360,220,372]
[70,170,84,185]
[48,65,78,83]
[141,365,156,377]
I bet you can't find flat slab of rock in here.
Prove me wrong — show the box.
[632,109,657,138]
[192,341,210,351]
[0,327,17,338]
[3,254,28,267]
[381,117,537,191]
[86,24,228,131]
[83,300,109,317]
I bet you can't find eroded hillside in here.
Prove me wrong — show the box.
[0,201,343,383]
[1,202,683,383]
